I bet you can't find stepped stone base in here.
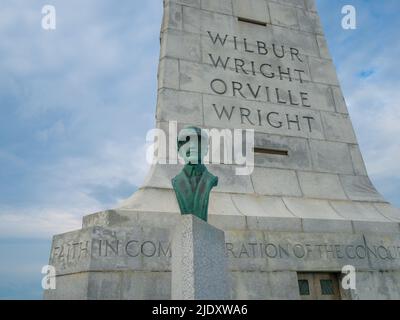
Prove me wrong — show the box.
[44,195,400,300]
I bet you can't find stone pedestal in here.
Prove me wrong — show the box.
[171,215,229,300]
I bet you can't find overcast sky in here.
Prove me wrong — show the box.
[0,0,399,299]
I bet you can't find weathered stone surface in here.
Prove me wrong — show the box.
[297,172,347,200]
[297,9,323,34]
[171,215,230,299]
[251,167,302,197]
[201,0,233,15]
[374,203,400,222]
[340,175,385,202]
[46,213,400,299]
[162,2,183,32]
[349,144,368,176]
[353,271,400,300]
[232,0,270,23]
[158,58,180,90]
[161,29,201,62]
[230,271,300,300]
[308,57,340,85]
[329,201,390,222]
[309,140,354,175]
[157,88,203,125]
[269,2,299,29]
[253,133,313,171]
[282,197,345,220]
[321,112,357,143]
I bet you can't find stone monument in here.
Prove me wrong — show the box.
[45,0,400,300]
[171,126,229,300]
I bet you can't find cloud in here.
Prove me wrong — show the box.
[0,138,150,238]
[0,0,160,238]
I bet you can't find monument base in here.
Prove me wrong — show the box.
[44,206,400,300]
[171,215,229,300]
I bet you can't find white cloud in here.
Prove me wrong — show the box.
[0,1,159,238]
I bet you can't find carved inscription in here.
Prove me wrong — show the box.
[51,239,400,264]
[206,31,317,133]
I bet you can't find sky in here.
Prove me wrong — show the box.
[0,0,399,299]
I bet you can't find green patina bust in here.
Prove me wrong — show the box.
[172,127,218,222]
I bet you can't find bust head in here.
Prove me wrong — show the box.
[177,127,209,165]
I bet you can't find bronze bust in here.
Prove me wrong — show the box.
[172,127,218,222]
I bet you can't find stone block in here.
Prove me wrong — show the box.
[271,25,320,57]
[208,164,255,194]
[301,218,353,233]
[340,175,385,202]
[352,221,400,235]
[309,139,354,175]
[82,210,137,228]
[225,229,268,271]
[251,167,302,197]
[157,88,203,125]
[182,6,202,33]
[282,197,345,220]
[209,214,247,231]
[140,164,181,190]
[208,193,243,216]
[162,2,183,32]
[231,194,297,218]
[201,0,233,15]
[329,200,389,222]
[161,29,201,62]
[246,216,302,232]
[119,271,171,300]
[231,271,300,299]
[321,111,357,143]
[44,273,90,300]
[304,0,317,12]
[269,2,299,29]
[349,144,368,176]
[297,172,348,200]
[354,271,400,300]
[331,86,349,114]
[158,58,180,90]
[373,203,400,222]
[171,215,230,299]
[232,0,270,23]
[271,0,306,10]
[136,211,180,230]
[308,57,340,85]
[87,272,122,300]
[168,0,201,8]
[316,35,331,59]
[297,9,323,34]
[253,133,313,171]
